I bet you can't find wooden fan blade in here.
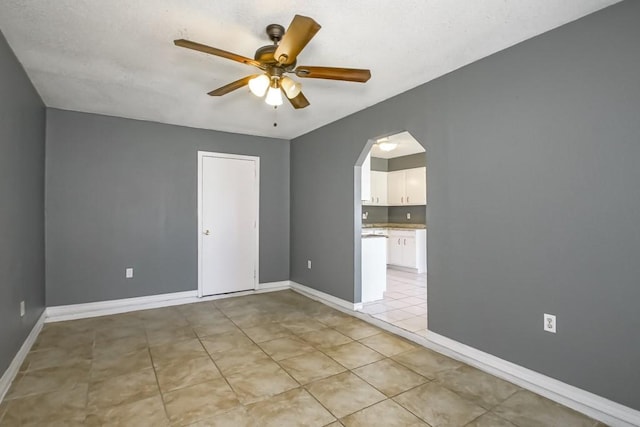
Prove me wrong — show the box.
[295,66,371,82]
[208,75,257,96]
[287,91,310,109]
[274,15,321,66]
[174,39,263,69]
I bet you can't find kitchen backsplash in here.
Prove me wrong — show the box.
[389,205,426,224]
[362,206,388,223]
[362,205,426,225]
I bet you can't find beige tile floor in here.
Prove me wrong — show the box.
[0,290,603,426]
[362,268,429,335]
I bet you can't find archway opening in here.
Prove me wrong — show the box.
[354,131,428,334]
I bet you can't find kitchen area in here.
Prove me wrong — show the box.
[360,131,429,334]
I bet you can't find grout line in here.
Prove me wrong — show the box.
[146,345,171,422]
[208,303,341,420]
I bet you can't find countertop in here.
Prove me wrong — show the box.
[362,223,426,230]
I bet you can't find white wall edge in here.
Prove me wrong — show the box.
[0,310,46,402]
[289,281,361,311]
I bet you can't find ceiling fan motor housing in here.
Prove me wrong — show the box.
[254,44,296,69]
[255,24,297,69]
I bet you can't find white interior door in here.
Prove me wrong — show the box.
[199,153,258,296]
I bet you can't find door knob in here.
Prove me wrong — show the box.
[203,229,211,235]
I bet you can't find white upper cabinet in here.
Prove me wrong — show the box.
[362,163,426,206]
[361,152,371,202]
[405,167,427,205]
[387,171,405,205]
[387,167,426,205]
[368,170,388,205]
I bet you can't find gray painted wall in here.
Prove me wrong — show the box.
[388,153,426,171]
[370,157,388,172]
[371,153,426,172]
[0,31,46,374]
[46,109,289,306]
[291,1,640,410]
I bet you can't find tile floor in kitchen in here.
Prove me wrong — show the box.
[361,268,429,336]
[0,290,603,426]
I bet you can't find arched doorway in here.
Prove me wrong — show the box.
[355,131,429,334]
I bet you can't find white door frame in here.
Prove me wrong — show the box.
[197,151,260,298]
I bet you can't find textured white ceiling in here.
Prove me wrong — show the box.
[0,0,619,139]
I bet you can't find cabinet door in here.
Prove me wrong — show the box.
[405,167,426,205]
[387,171,405,205]
[401,236,417,267]
[361,152,371,202]
[388,236,403,265]
[371,171,388,205]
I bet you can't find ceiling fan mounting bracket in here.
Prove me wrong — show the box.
[266,24,285,43]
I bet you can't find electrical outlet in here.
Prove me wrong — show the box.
[406,212,411,219]
[20,301,25,317]
[544,313,556,333]
[126,267,134,279]
[362,211,368,220]
[307,260,312,269]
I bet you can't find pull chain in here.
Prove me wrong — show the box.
[273,105,278,127]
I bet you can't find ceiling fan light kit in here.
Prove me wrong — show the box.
[174,14,371,110]
[248,74,270,97]
[281,76,301,99]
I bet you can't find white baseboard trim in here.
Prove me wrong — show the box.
[0,310,46,402]
[295,288,639,427]
[45,290,199,322]
[256,281,290,292]
[289,281,362,311]
[23,281,640,426]
[423,331,640,427]
[45,281,291,323]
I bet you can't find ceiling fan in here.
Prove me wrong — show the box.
[174,15,371,109]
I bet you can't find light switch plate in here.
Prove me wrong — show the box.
[20,301,25,317]
[126,268,134,279]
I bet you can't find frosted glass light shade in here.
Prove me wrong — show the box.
[248,74,270,97]
[281,76,302,99]
[378,142,398,152]
[265,86,283,106]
